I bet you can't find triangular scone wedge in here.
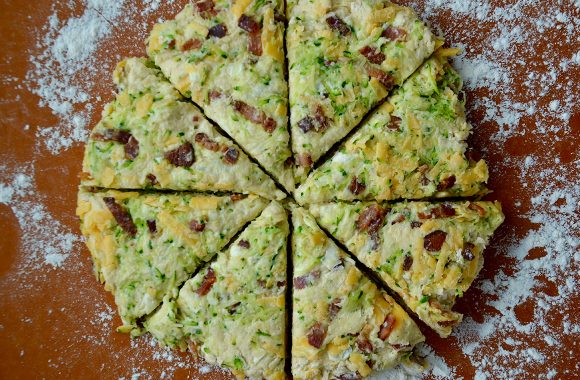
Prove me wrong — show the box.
[146,1,294,192]
[81,58,284,200]
[310,201,504,337]
[291,207,424,379]
[287,0,438,182]
[76,189,267,334]
[296,54,488,204]
[146,201,289,380]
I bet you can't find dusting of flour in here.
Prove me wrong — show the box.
[397,0,578,379]
[1,0,578,379]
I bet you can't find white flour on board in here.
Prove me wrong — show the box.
[2,0,578,379]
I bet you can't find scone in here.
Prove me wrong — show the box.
[310,200,504,337]
[292,206,424,379]
[145,201,289,380]
[147,0,294,192]
[296,53,488,204]
[81,57,284,200]
[76,189,266,334]
[287,0,438,182]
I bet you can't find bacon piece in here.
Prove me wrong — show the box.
[337,373,362,380]
[382,27,407,41]
[356,335,373,354]
[233,100,264,125]
[387,115,401,131]
[92,129,132,144]
[349,176,366,195]
[424,230,447,252]
[357,205,388,249]
[356,205,387,234]
[276,280,286,287]
[417,211,430,220]
[226,301,241,314]
[437,175,456,191]
[468,202,486,217]
[194,0,217,19]
[208,90,223,102]
[262,117,276,133]
[462,242,476,261]
[419,204,456,219]
[232,100,276,132]
[298,105,329,133]
[307,322,327,349]
[146,173,158,186]
[181,38,203,51]
[238,240,250,249]
[103,197,137,237]
[378,314,396,341]
[314,105,329,131]
[165,142,195,167]
[432,203,456,218]
[223,147,239,164]
[366,66,395,90]
[359,46,385,64]
[293,276,307,289]
[326,15,351,36]
[238,15,262,56]
[411,221,422,229]
[328,298,342,320]
[297,116,315,133]
[189,220,206,232]
[124,136,139,160]
[238,14,260,33]
[402,255,413,271]
[195,133,220,151]
[168,39,176,49]
[248,32,263,56]
[196,268,216,296]
[208,23,227,38]
[293,269,320,289]
[295,153,313,168]
[147,220,157,234]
